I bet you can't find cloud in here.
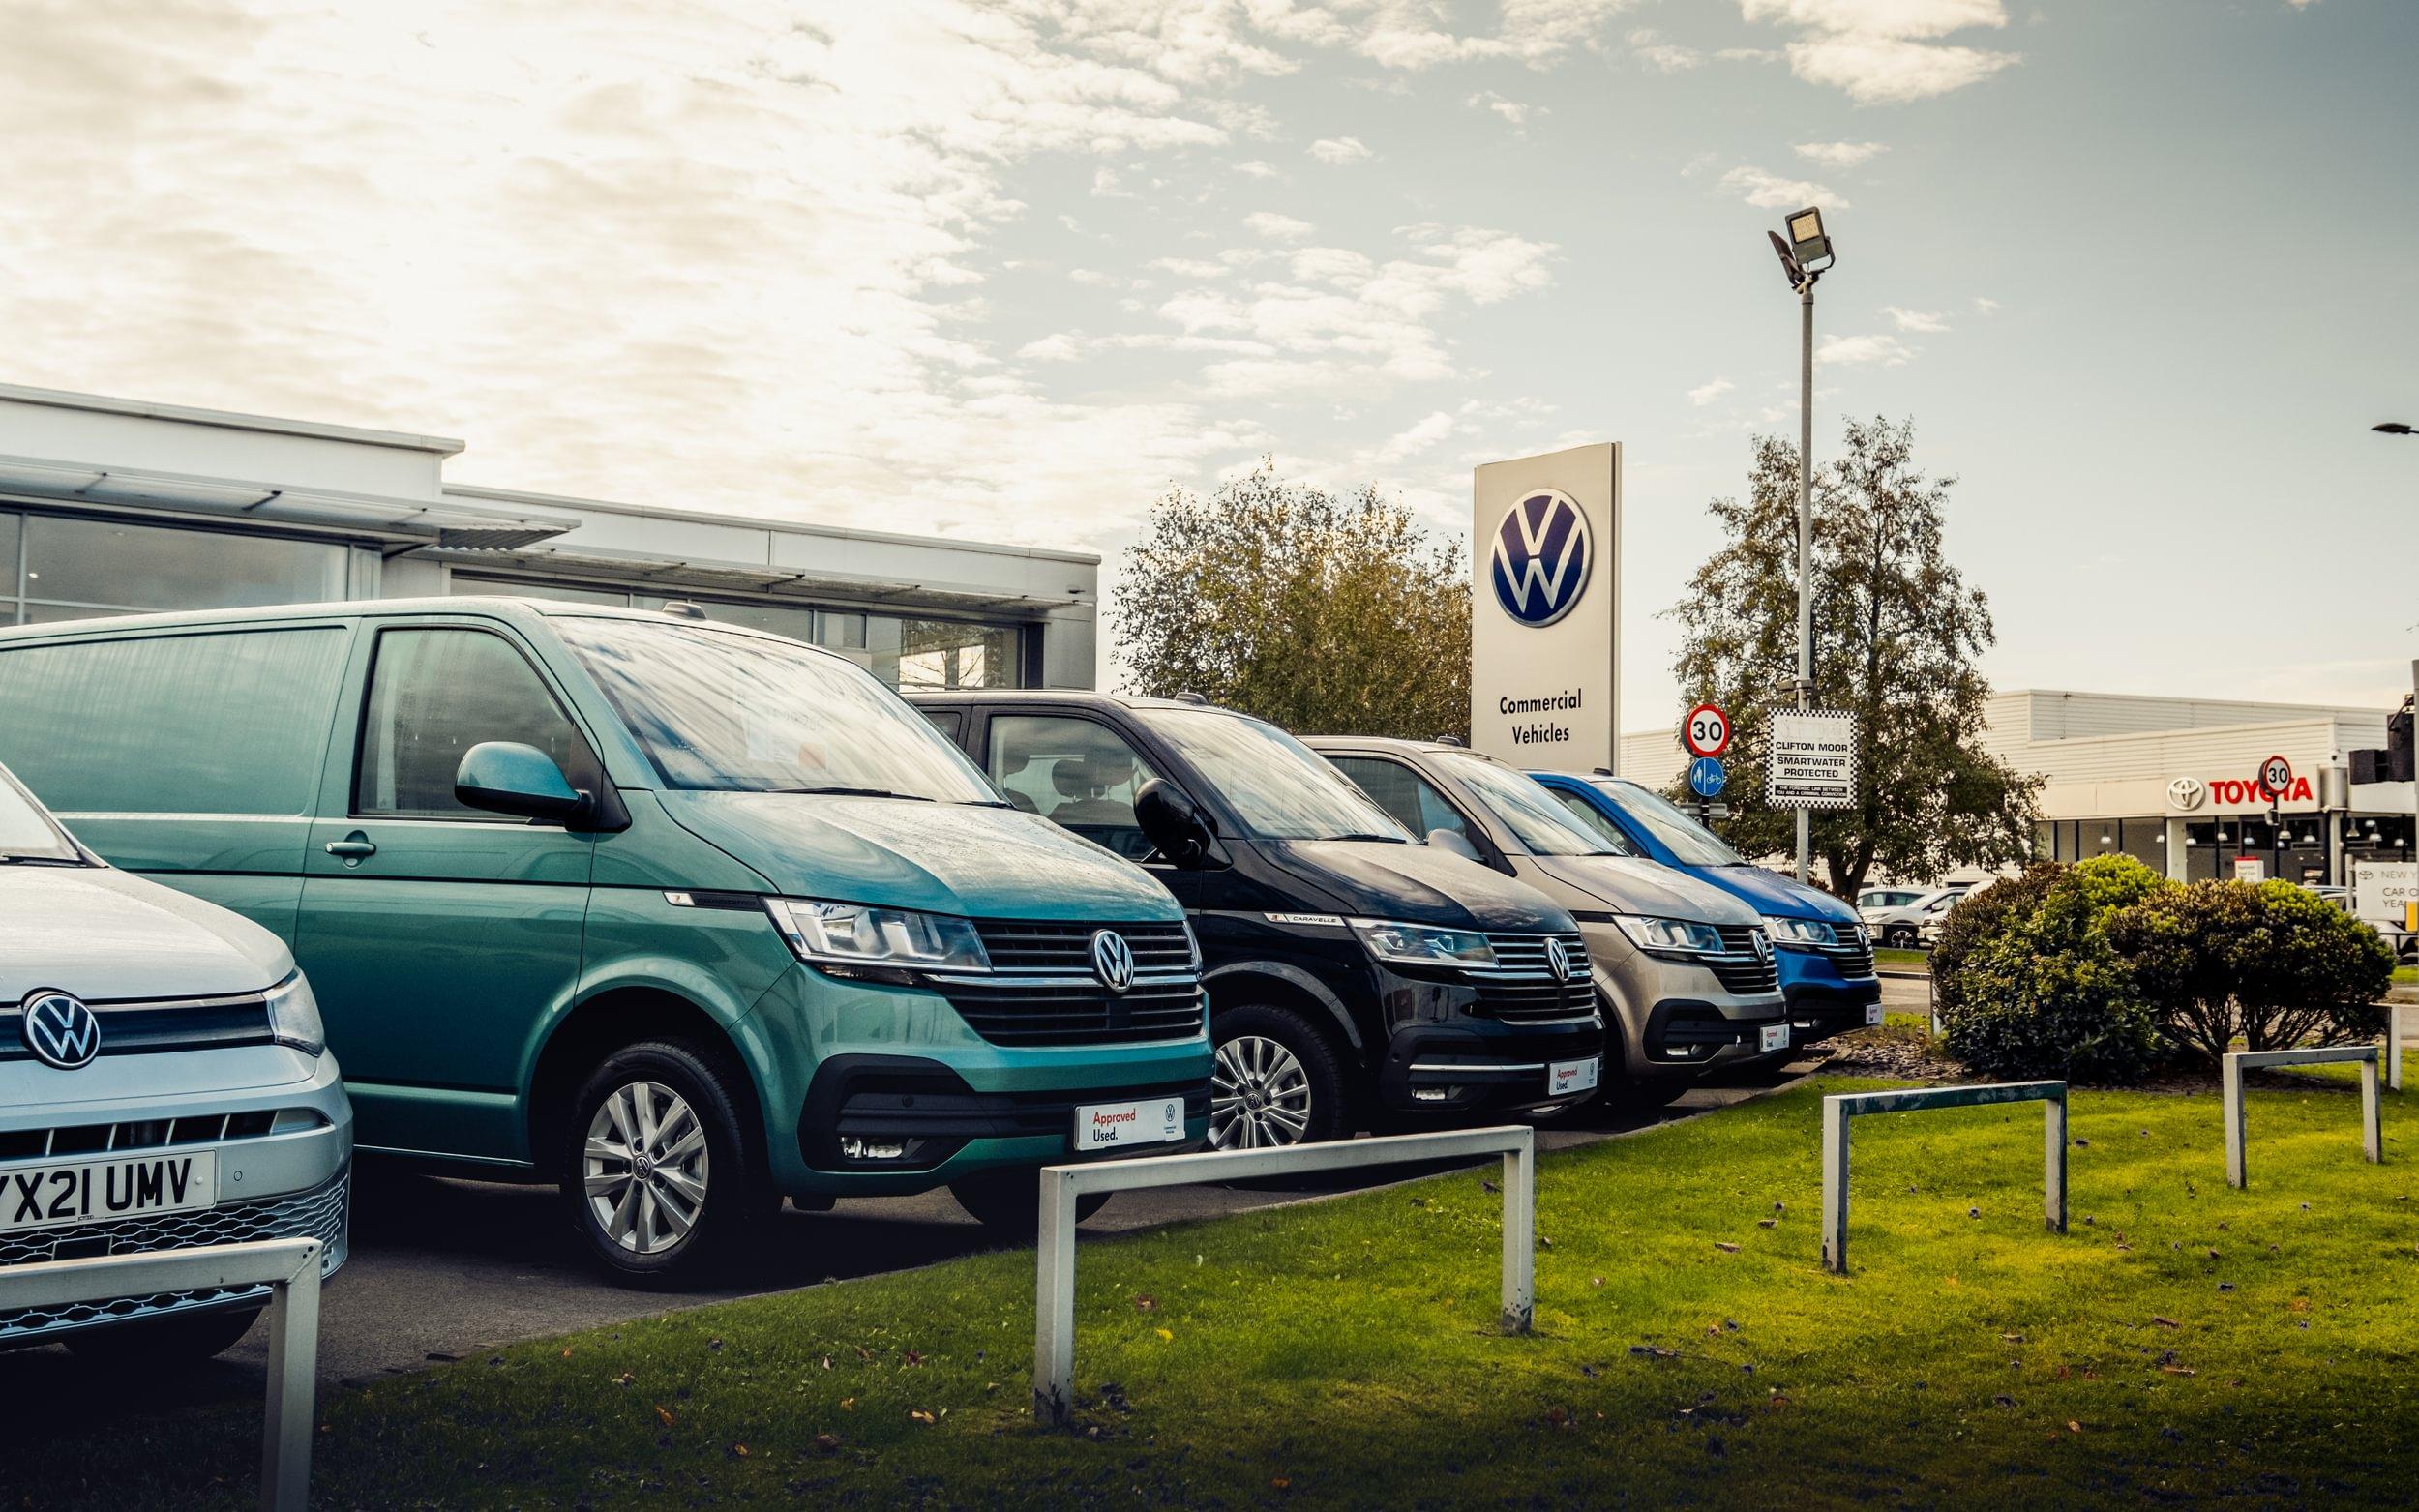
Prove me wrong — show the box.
[1628,28,1702,71]
[1972,295,2000,313]
[1688,376,1736,405]
[1370,409,1458,464]
[1740,0,2019,104]
[1234,159,1281,178]
[1816,332,1917,366]
[1307,135,1372,165]
[1244,210,1316,240]
[1718,165,1843,209]
[1883,306,1950,332]
[1466,90,1537,126]
[1794,140,1888,168]
[1150,256,1229,279]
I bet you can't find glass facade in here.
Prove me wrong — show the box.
[449,574,1023,691]
[0,509,348,625]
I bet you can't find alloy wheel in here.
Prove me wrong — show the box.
[1210,1035,1314,1149]
[583,1080,710,1255]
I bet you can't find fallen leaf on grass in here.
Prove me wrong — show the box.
[1133,1295,1157,1314]
[1591,1277,1605,1288]
[903,1349,925,1367]
[1155,1328,1174,1342]
[2152,1317,2181,1329]
[560,1348,573,1359]
[1757,1219,1778,1229]
[655,1405,676,1428]
[731,1443,749,1457]
[2068,1421,2083,1434]
[840,1398,856,1412]
[1713,1242,1741,1254]
[909,1409,937,1425]
[812,1434,843,1455]
[1271,1477,1292,1491]
[1993,1395,2016,1408]
[1628,1345,1679,1360]
[2161,1365,2195,1377]
[2289,1298,2313,1313]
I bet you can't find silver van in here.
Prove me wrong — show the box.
[1,762,350,1360]
[1307,738,1791,1108]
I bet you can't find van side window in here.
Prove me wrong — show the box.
[355,629,602,820]
[1327,756,1473,845]
[920,708,965,741]
[988,714,1160,860]
[1548,790,1639,852]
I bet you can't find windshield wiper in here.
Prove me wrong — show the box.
[768,786,938,801]
[1327,832,1409,844]
[0,853,85,865]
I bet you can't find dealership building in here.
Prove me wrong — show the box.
[0,383,1100,689]
[1624,689,2416,887]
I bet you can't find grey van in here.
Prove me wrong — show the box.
[1,761,350,1360]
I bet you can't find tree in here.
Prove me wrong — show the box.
[1668,417,2038,897]
[1113,461,1470,739]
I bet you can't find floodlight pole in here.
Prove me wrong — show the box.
[1794,271,1815,886]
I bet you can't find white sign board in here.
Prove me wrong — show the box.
[1470,444,1620,770]
[1766,709,1858,810]
[2354,860,2418,928]
[2232,856,2266,883]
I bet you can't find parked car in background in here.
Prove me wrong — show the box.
[1,760,351,1361]
[1305,739,1789,1111]
[1527,771,1880,1047]
[1866,887,1968,950]
[0,600,1210,1279]
[911,693,1606,1147]
[1856,887,1927,920]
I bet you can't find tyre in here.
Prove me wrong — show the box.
[65,1303,261,1364]
[948,1171,1111,1239]
[1210,1004,1351,1150]
[1885,925,1918,949]
[560,1039,778,1285]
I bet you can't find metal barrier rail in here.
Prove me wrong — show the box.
[0,1238,323,1511]
[2223,1045,2383,1189]
[1821,1082,2068,1275]
[1031,1125,1534,1427]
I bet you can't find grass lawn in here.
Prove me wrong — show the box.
[1874,947,1929,970]
[24,1076,2419,1509]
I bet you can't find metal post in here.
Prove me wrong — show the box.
[2392,1004,2407,1093]
[1796,279,1815,886]
[1500,1143,1535,1333]
[1819,1095,1850,1273]
[2043,1090,2070,1234]
[2224,1053,2248,1188]
[261,1255,322,1512]
[2363,1053,2383,1163]
[1032,1168,1078,1429]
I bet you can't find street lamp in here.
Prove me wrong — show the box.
[1767,206,1837,884]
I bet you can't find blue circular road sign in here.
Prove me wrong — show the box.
[1687,756,1727,799]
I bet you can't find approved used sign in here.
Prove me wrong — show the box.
[1767,708,1858,810]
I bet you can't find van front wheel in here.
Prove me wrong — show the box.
[561,1040,775,1285]
[1210,1005,1350,1150]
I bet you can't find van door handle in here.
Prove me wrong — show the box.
[324,836,377,860]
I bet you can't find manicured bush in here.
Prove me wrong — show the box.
[2105,878,2394,1071]
[1933,855,2169,1084]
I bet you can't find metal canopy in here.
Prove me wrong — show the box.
[429,540,1090,615]
[0,454,570,550]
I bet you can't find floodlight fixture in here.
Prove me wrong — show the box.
[1786,206,1835,272]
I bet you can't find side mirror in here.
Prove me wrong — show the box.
[1134,778,1216,867]
[1426,827,1485,865]
[455,741,590,824]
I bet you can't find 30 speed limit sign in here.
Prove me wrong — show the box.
[2257,754,2293,797]
[1683,703,1731,759]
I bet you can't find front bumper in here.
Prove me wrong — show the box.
[1779,958,1884,1043]
[1590,937,1791,1082]
[0,1052,352,1348]
[1379,1016,1607,1118]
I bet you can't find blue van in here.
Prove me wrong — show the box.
[1529,772,1882,1044]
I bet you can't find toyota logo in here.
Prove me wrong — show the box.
[1542,936,1574,983]
[1489,489,1593,627]
[2167,776,2206,812]
[1089,930,1135,993]
[20,991,101,1071]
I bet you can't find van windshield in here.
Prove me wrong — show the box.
[1595,778,1745,866]
[1436,753,1628,858]
[559,618,1002,803]
[1134,709,1410,843]
[0,767,83,863]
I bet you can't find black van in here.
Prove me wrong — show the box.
[910,692,1607,1149]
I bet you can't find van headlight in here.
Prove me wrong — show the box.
[1762,916,1840,950]
[1610,915,1726,957]
[1350,919,1498,968]
[264,972,325,1056]
[763,899,992,974]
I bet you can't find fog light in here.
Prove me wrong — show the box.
[839,1136,911,1162]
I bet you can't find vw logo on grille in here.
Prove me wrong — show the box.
[1750,932,1772,963]
[1489,489,1593,627]
[1542,936,1574,983]
[20,990,101,1070]
[1089,930,1135,993]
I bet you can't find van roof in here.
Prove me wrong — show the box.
[903,688,1235,715]
[0,595,791,642]
[1299,733,1497,759]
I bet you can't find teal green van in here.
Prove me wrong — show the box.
[0,600,1209,1280]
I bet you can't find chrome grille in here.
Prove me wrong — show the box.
[1708,926,1780,996]
[973,919,1194,974]
[0,989,274,1064]
[0,1169,348,1341]
[946,920,1204,1047]
[1814,938,1877,979]
[1471,932,1596,1021]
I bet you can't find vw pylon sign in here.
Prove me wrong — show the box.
[1471,443,1620,771]
[1489,489,1593,627]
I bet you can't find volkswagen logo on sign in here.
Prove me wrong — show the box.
[1542,936,1574,984]
[2167,776,2206,812]
[1089,930,1135,993]
[20,991,101,1071]
[1489,489,1593,627]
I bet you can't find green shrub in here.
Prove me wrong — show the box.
[2104,879,2394,1070]
[1934,855,2168,1084]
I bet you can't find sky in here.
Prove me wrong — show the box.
[3,0,2415,729]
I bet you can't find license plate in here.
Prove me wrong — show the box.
[1,1151,215,1236]
[1547,1056,1600,1097]
[1759,1023,1791,1053]
[1074,1097,1186,1152]
[1864,1003,1885,1027]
